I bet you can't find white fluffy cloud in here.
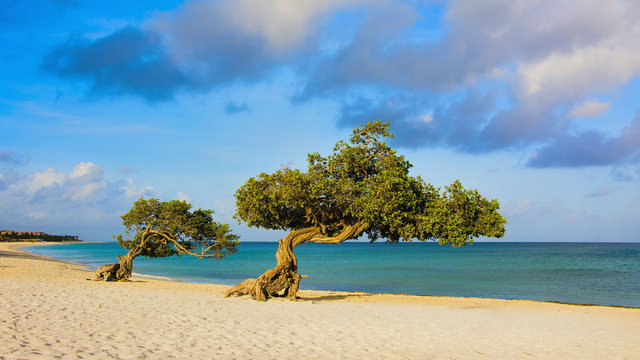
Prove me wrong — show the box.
[448,0,640,124]
[149,0,363,85]
[176,191,192,203]
[42,0,640,167]
[328,0,640,166]
[0,162,156,227]
[569,100,611,119]
[516,44,640,106]
[218,0,362,52]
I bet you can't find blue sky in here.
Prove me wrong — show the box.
[1,0,639,242]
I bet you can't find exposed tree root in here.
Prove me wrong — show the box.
[225,278,256,297]
[228,223,365,301]
[94,262,120,281]
[94,252,136,281]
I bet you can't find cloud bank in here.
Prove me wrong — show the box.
[42,0,640,168]
[0,162,156,227]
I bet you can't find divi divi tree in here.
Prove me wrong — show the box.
[226,121,507,301]
[95,197,239,281]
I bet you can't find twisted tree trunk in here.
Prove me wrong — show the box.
[225,222,366,301]
[94,246,142,281]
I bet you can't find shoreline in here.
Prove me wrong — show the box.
[15,242,180,282]
[2,242,639,359]
[5,240,640,310]
[14,241,639,309]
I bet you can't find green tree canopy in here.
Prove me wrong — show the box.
[235,121,506,247]
[228,121,506,301]
[95,197,239,281]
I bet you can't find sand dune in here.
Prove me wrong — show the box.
[1,242,638,359]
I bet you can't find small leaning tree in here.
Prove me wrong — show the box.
[95,197,239,281]
[226,121,507,301]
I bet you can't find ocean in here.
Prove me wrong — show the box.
[25,241,640,308]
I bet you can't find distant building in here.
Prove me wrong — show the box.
[15,231,48,236]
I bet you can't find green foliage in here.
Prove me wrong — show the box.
[116,197,239,259]
[0,232,78,242]
[235,121,506,246]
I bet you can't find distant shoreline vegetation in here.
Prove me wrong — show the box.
[0,230,80,243]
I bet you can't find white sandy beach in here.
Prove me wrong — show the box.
[1,242,639,360]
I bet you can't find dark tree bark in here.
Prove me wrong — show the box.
[93,198,239,282]
[94,247,142,281]
[225,222,366,301]
[229,122,507,301]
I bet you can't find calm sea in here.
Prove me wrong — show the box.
[25,241,640,307]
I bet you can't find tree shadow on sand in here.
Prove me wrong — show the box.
[298,293,376,302]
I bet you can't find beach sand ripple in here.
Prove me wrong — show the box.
[1,243,639,359]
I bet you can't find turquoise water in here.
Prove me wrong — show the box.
[26,241,640,307]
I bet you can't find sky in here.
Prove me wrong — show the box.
[1,0,639,243]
